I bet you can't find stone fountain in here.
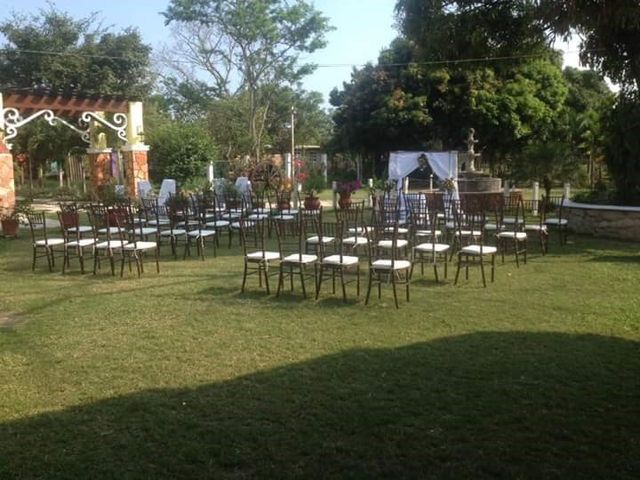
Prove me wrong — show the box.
[457,128,502,193]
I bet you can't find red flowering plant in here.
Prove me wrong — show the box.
[297,158,326,197]
[336,179,362,195]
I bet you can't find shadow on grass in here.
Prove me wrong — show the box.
[1,332,638,479]
[588,254,640,264]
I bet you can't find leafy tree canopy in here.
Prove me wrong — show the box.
[161,0,333,159]
[0,6,152,97]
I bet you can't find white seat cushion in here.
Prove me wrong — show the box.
[160,228,186,236]
[414,242,450,253]
[497,231,527,240]
[231,221,255,229]
[377,239,409,249]
[322,254,359,266]
[415,229,442,237]
[306,235,335,244]
[278,209,299,215]
[372,259,411,270]
[274,214,295,221]
[454,230,482,237]
[545,218,568,226]
[187,229,216,237]
[34,238,65,247]
[130,227,157,236]
[96,240,128,249]
[147,218,170,226]
[460,245,497,255]
[342,236,368,246]
[348,226,366,235]
[384,226,409,234]
[247,213,270,220]
[222,213,241,220]
[67,239,96,247]
[68,225,93,233]
[246,251,280,261]
[525,224,547,231]
[123,241,157,250]
[484,223,498,231]
[98,227,120,234]
[282,253,318,264]
[502,216,517,224]
[206,220,230,228]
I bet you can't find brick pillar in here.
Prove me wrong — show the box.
[121,144,150,197]
[87,148,112,193]
[0,143,16,214]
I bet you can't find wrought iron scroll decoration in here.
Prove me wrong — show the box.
[2,108,128,144]
[80,112,128,143]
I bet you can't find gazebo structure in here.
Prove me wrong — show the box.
[0,87,150,212]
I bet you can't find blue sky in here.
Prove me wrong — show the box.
[0,0,399,104]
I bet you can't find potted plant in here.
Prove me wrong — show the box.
[367,177,391,208]
[277,177,294,210]
[336,179,362,209]
[302,168,326,210]
[1,198,34,237]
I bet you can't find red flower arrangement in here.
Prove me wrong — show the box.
[336,180,362,194]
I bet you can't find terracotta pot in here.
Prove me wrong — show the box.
[1,219,19,237]
[338,192,352,209]
[278,201,291,210]
[304,196,321,210]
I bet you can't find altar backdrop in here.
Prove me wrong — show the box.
[388,151,458,184]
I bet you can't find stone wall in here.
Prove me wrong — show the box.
[122,146,149,197]
[564,201,640,242]
[0,149,16,214]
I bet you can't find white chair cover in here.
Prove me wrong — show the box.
[158,179,177,206]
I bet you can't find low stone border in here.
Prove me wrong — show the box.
[564,200,640,241]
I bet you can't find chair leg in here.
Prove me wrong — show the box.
[276,264,284,297]
[241,261,248,293]
[365,269,373,305]
[454,255,462,285]
[356,264,360,296]
[391,273,399,308]
[155,247,160,274]
[264,263,271,294]
[480,256,487,288]
[491,254,496,282]
[299,265,307,299]
[315,265,324,300]
[339,268,347,302]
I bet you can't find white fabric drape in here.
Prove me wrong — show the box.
[388,151,460,213]
[388,151,458,183]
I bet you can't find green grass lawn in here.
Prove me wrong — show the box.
[0,228,639,479]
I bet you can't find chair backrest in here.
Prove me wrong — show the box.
[240,217,269,257]
[106,205,130,244]
[453,201,486,246]
[58,202,81,230]
[26,211,48,244]
[273,211,305,259]
[336,200,364,227]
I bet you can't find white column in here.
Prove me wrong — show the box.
[563,182,571,198]
[429,174,433,191]
[403,177,409,194]
[320,153,328,183]
[208,162,214,183]
[285,153,292,178]
[503,180,510,197]
[332,181,337,210]
[532,181,539,215]
[368,178,373,207]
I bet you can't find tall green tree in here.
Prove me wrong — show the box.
[162,0,332,160]
[0,6,152,178]
[0,6,152,96]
